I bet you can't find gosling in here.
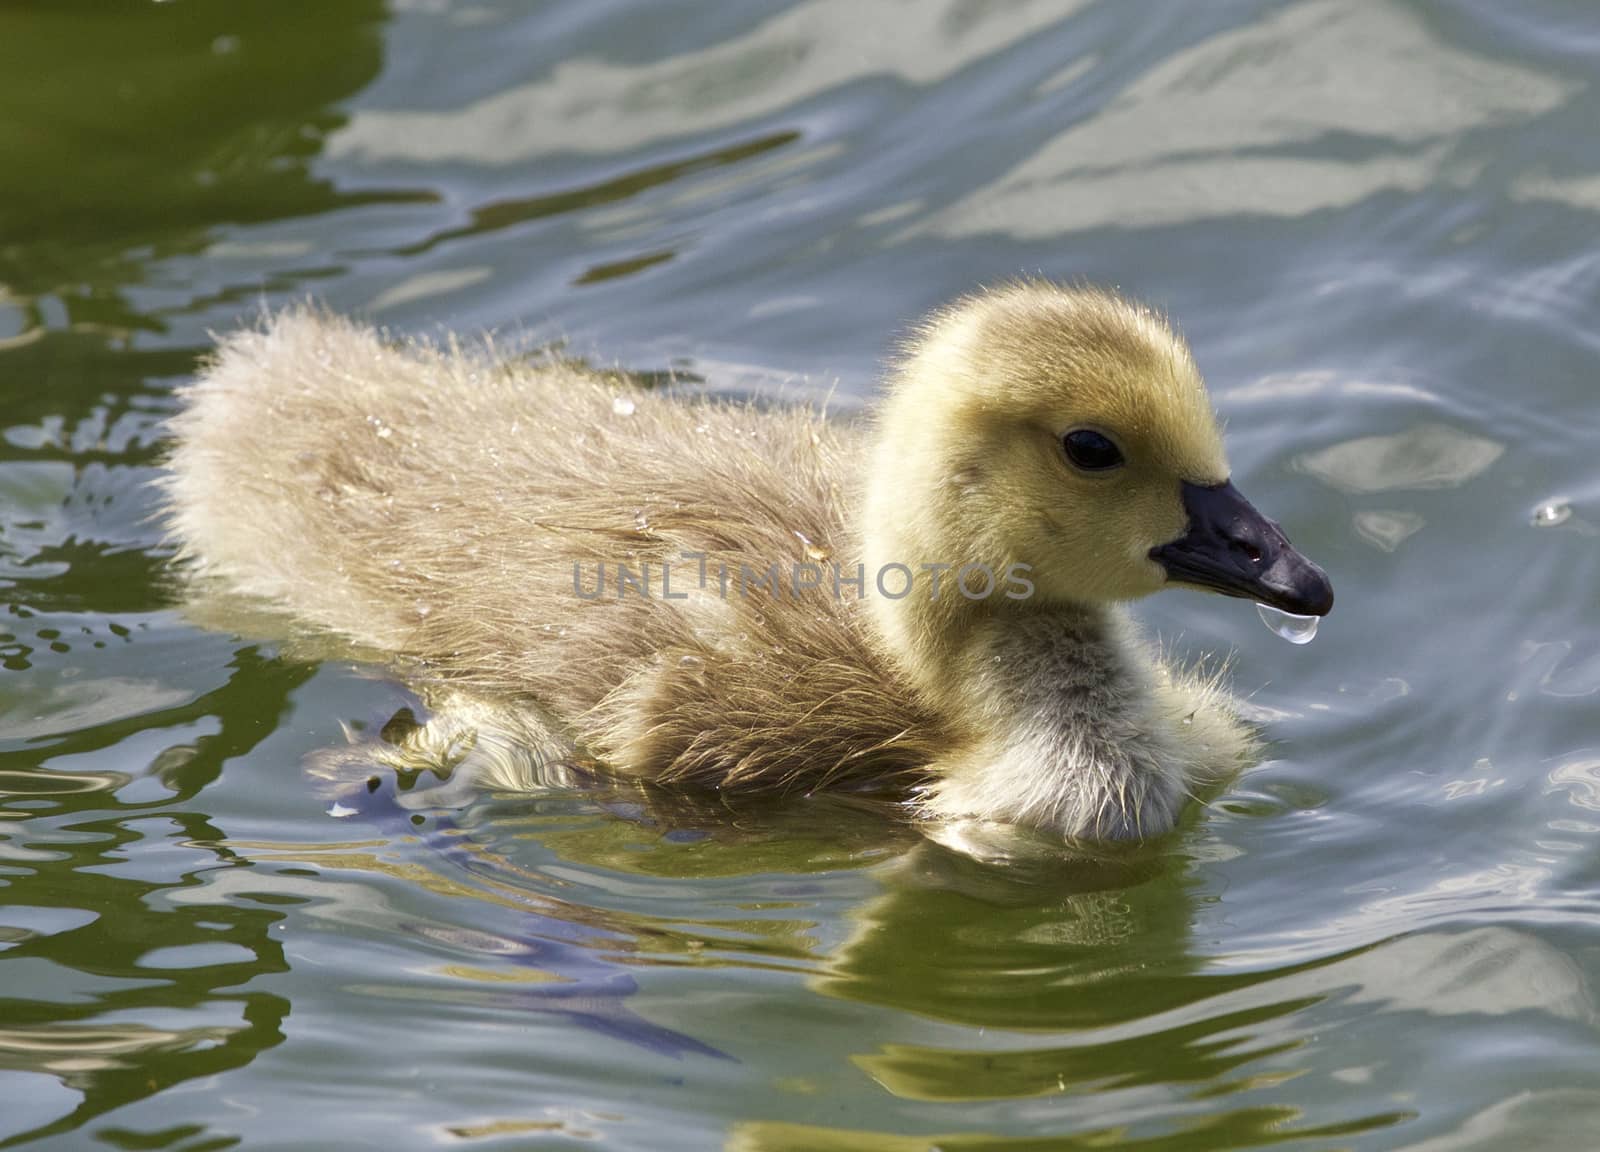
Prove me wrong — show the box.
[162,281,1332,841]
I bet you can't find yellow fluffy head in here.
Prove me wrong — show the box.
[866,281,1231,607]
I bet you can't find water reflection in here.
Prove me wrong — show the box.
[6,0,1600,1147]
[330,0,1092,164]
[914,0,1572,237]
[256,764,1426,1145]
[727,1108,1409,1151]
[1297,424,1504,495]
[385,130,799,260]
[0,0,428,346]
[0,644,308,1145]
[0,3,413,1141]
[1351,509,1426,553]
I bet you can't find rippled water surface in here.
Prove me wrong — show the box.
[7,2,1600,1147]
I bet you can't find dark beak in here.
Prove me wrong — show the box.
[1149,480,1334,617]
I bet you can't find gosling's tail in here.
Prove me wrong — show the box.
[160,307,417,648]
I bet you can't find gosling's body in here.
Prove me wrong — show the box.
[168,310,947,794]
[164,284,1326,840]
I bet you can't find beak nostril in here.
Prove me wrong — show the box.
[1153,479,1332,614]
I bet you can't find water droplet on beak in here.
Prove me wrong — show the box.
[1257,603,1319,645]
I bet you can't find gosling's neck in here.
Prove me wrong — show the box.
[860,489,1189,839]
[884,594,1191,841]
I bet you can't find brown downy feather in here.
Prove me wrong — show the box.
[162,308,947,796]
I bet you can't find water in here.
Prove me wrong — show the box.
[1257,604,1320,645]
[6,1,1600,1147]
[1533,499,1573,528]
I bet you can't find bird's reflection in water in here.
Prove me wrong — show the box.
[325,768,735,1062]
[302,685,1199,1054]
[286,689,1419,1150]
[302,691,920,1066]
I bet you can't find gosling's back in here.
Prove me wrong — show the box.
[163,310,941,791]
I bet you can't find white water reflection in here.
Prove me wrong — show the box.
[1353,508,1426,552]
[0,677,192,744]
[369,266,493,311]
[1221,371,1442,408]
[1402,1090,1600,1152]
[1297,424,1504,494]
[915,0,1571,237]
[1342,928,1594,1023]
[330,0,1092,165]
[1546,752,1600,811]
[1513,171,1600,212]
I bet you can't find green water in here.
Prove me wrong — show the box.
[6,1,1600,1147]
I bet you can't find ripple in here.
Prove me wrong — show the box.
[0,676,192,744]
[912,0,1572,237]
[6,1,1600,1149]
[1546,751,1600,811]
[0,768,130,799]
[1297,424,1504,494]
[368,267,493,311]
[0,905,97,950]
[0,1070,79,1144]
[329,0,1091,165]
[136,942,258,970]
[1352,508,1427,552]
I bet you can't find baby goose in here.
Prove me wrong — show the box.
[163,281,1331,841]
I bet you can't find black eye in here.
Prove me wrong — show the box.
[1062,429,1124,472]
